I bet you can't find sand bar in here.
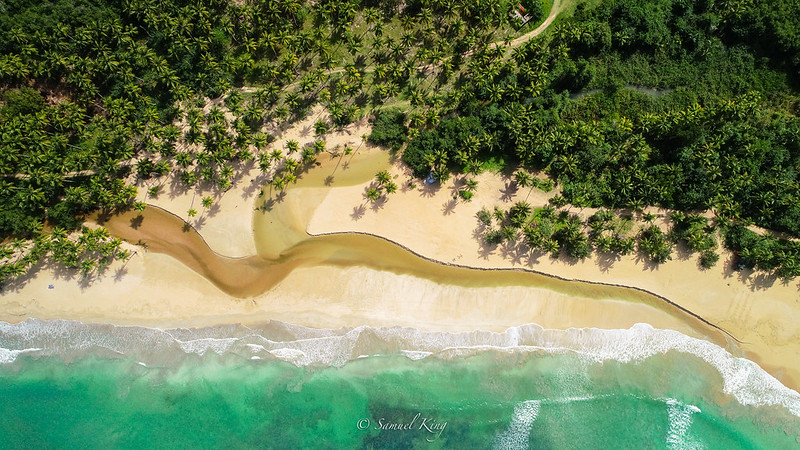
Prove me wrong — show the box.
[2,116,799,391]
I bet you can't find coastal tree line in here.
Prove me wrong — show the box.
[370,0,800,281]
[2,0,800,285]
[0,0,545,285]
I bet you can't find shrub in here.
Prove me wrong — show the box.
[369,109,407,151]
[699,250,719,269]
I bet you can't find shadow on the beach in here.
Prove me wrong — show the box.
[747,271,777,291]
[633,250,662,272]
[242,173,268,199]
[419,182,441,198]
[166,171,192,199]
[260,197,276,212]
[370,197,388,212]
[78,271,100,289]
[555,253,581,267]
[0,254,117,294]
[442,198,457,215]
[206,203,221,218]
[474,231,498,261]
[595,251,621,272]
[506,241,529,266]
[499,181,518,202]
[194,215,207,230]
[351,204,367,220]
[130,214,144,229]
[448,178,465,197]
[114,266,128,282]
[400,178,417,193]
[523,249,547,267]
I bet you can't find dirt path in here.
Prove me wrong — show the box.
[505,0,564,49]
[241,1,565,95]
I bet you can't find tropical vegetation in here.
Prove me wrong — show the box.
[2,0,800,286]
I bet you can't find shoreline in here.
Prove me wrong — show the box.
[304,157,800,391]
[307,229,743,344]
[2,118,800,392]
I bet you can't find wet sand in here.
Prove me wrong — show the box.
[2,117,800,392]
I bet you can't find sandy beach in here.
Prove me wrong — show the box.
[2,113,800,392]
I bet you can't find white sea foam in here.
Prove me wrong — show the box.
[177,337,238,356]
[269,348,307,363]
[1,319,799,419]
[400,350,433,360]
[666,398,703,449]
[0,347,40,364]
[493,400,540,450]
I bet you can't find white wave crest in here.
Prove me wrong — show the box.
[666,398,703,449]
[1,319,799,419]
[177,338,238,356]
[493,400,540,450]
[0,347,41,364]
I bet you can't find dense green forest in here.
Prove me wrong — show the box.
[380,0,800,280]
[0,0,529,283]
[2,0,800,284]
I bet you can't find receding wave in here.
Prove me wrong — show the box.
[493,400,541,449]
[666,397,703,449]
[1,319,799,418]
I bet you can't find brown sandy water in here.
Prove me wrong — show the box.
[98,149,731,350]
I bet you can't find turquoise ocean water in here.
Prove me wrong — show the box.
[1,319,799,448]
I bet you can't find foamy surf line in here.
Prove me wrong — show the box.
[1,318,799,418]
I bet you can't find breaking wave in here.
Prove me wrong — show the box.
[1,319,799,418]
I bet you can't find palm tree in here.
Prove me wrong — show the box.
[201,197,213,208]
[284,139,299,154]
[509,201,532,228]
[366,187,382,202]
[375,170,391,185]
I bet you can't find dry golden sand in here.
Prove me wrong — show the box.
[306,160,800,389]
[1,113,799,391]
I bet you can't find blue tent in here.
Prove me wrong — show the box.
[425,172,436,184]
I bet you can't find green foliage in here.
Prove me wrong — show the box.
[548,195,568,208]
[519,0,546,24]
[508,202,532,228]
[0,226,130,287]
[477,208,493,226]
[314,120,329,136]
[638,225,672,264]
[699,250,719,269]
[720,0,800,80]
[0,87,44,117]
[724,224,800,279]
[483,229,504,245]
[0,0,798,284]
[670,213,716,253]
[368,109,408,151]
[45,201,82,230]
[403,116,485,177]
[551,214,591,260]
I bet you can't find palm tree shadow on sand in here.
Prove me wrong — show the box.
[351,204,366,220]
[442,198,457,215]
